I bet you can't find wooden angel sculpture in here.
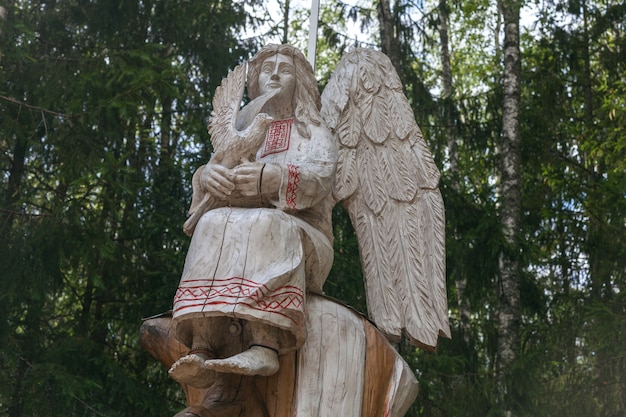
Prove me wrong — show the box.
[141,44,450,417]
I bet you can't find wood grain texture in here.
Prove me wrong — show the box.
[262,353,296,417]
[141,294,418,417]
[139,316,205,406]
[294,295,366,416]
[361,320,397,417]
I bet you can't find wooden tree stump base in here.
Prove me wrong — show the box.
[141,294,418,417]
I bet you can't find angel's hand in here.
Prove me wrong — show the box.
[200,163,235,199]
[232,162,263,197]
[233,162,280,198]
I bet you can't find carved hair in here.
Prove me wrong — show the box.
[247,44,322,138]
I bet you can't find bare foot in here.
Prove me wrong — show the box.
[169,353,216,388]
[203,346,279,376]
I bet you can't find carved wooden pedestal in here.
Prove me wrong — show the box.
[141,294,418,417]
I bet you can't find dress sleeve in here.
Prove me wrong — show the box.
[269,125,337,211]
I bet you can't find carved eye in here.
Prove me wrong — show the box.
[261,63,273,74]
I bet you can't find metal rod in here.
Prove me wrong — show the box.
[307,0,320,70]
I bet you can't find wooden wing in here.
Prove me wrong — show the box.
[208,62,246,154]
[321,49,450,350]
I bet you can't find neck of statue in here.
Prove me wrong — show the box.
[263,102,294,121]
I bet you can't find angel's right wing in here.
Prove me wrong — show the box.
[321,49,450,350]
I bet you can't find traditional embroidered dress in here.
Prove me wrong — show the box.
[172,119,337,353]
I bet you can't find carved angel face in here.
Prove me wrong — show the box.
[258,53,296,103]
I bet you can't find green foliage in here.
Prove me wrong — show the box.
[1,0,625,416]
[324,1,626,416]
[0,0,265,415]
[325,205,367,314]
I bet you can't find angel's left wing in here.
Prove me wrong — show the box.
[321,49,450,350]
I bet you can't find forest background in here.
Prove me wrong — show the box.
[1,0,624,416]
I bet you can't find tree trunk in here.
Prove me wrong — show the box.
[580,0,605,302]
[438,0,471,338]
[439,0,457,175]
[282,0,290,45]
[496,1,522,416]
[0,2,8,63]
[377,0,401,77]
[2,134,28,231]
[7,358,27,417]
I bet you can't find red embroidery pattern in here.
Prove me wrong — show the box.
[261,119,293,157]
[173,277,304,324]
[286,164,300,209]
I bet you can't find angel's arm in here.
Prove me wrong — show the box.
[182,164,231,236]
[200,163,236,199]
[226,124,337,208]
[266,126,337,211]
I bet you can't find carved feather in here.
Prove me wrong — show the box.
[401,196,449,349]
[398,201,430,334]
[382,59,403,91]
[337,100,361,147]
[408,129,440,190]
[389,91,415,141]
[348,198,402,337]
[380,138,419,202]
[357,142,388,216]
[358,55,381,94]
[363,92,391,144]
[321,48,450,350]
[320,61,354,130]
[334,147,358,202]
[377,204,412,340]
[208,63,246,152]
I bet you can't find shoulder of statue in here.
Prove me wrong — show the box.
[309,122,334,145]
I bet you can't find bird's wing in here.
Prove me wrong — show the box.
[208,62,246,154]
[321,49,450,350]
